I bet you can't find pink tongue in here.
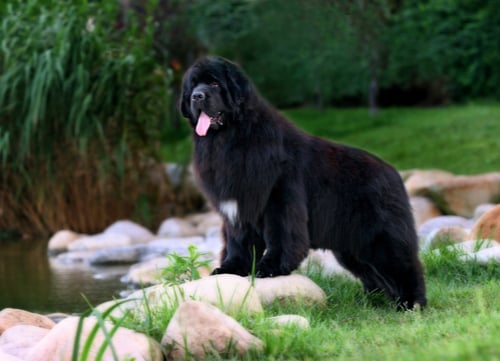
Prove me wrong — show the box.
[196,112,211,136]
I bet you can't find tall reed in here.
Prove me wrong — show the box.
[0,0,179,237]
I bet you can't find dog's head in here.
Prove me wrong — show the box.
[179,56,252,136]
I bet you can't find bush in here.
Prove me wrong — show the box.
[0,0,176,236]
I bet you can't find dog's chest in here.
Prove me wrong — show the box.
[194,137,250,198]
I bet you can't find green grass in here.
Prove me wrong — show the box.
[165,103,500,174]
[285,104,500,174]
[111,247,499,361]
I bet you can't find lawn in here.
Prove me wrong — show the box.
[164,103,500,175]
[155,103,500,360]
[122,247,500,361]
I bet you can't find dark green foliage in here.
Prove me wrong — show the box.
[189,0,500,107]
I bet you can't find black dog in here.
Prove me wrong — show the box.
[180,56,427,309]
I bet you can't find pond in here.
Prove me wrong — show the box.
[0,239,131,314]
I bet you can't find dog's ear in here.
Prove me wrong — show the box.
[224,60,252,106]
[179,69,192,118]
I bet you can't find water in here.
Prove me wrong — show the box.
[0,240,130,314]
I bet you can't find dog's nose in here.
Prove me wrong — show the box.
[192,91,205,101]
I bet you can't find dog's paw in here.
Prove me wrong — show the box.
[211,263,249,277]
[211,267,229,276]
[255,260,284,278]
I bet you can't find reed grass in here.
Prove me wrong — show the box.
[0,0,180,236]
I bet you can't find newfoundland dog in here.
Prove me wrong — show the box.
[180,56,426,309]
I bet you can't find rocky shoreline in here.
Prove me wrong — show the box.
[1,169,500,360]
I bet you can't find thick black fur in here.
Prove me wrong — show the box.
[180,56,427,309]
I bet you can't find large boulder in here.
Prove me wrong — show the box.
[137,274,263,316]
[104,220,154,243]
[0,325,49,359]
[252,274,327,306]
[162,300,263,360]
[404,169,455,196]
[67,233,132,252]
[415,173,500,217]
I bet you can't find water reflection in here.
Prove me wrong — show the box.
[0,240,129,314]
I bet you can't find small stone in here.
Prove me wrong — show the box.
[162,300,263,360]
[252,274,327,306]
[122,256,170,285]
[47,230,81,254]
[0,308,55,335]
[460,246,500,264]
[300,249,351,277]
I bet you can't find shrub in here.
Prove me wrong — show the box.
[0,0,174,236]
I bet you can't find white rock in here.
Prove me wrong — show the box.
[67,233,132,252]
[266,315,310,329]
[0,325,49,359]
[418,216,473,241]
[0,350,24,361]
[252,274,327,306]
[25,316,163,361]
[104,220,154,243]
[300,249,351,277]
[47,230,81,254]
[88,245,144,265]
[157,218,200,237]
[162,300,263,360]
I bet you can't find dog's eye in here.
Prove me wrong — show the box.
[210,82,219,88]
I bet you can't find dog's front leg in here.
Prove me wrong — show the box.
[256,186,310,277]
[212,220,265,276]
